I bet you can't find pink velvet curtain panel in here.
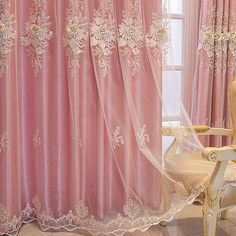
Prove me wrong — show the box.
[0,0,171,235]
[192,0,236,146]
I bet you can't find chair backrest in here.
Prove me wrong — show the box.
[228,78,236,144]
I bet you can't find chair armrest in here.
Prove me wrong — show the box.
[162,125,233,137]
[202,145,236,162]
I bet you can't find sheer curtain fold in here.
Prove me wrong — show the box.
[0,1,205,236]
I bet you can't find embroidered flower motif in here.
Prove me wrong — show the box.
[146,13,169,64]
[75,200,89,220]
[136,124,150,147]
[199,10,236,69]
[111,126,124,149]
[0,131,8,153]
[21,0,53,76]
[90,0,115,74]
[0,203,9,224]
[0,0,16,77]
[64,0,88,74]
[33,128,41,148]
[118,0,143,76]
[123,199,141,220]
[32,195,41,213]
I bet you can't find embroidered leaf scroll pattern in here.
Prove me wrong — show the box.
[33,128,41,148]
[136,124,150,147]
[32,195,41,213]
[0,203,9,224]
[0,0,16,77]
[118,0,143,76]
[123,199,141,220]
[75,200,89,220]
[146,13,169,64]
[0,132,8,153]
[21,0,53,76]
[64,0,88,73]
[90,0,115,74]
[199,10,236,70]
[111,126,124,149]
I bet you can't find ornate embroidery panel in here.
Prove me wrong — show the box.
[90,0,115,74]
[118,0,144,76]
[0,0,16,77]
[64,0,88,73]
[21,0,53,76]
[146,13,169,64]
[199,10,236,70]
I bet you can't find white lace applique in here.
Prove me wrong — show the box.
[0,0,16,77]
[33,128,41,148]
[74,200,89,220]
[118,0,144,76]
[0,131,8,153]
[90,0,115,74]
[123,199,141,220]
[21,0,53,76]
[146,13,169,64]
[111,126,124,149]
[64,0,88,74]
[136,124,150,147]
[32,195,41,213]
[0,187,209,236]
[0,203,9,224]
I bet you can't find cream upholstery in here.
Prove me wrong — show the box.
[163,78,236,236]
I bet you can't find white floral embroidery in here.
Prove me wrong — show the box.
[90,0,115,74]
[32,195,41,213]
[146,13,169,64]
[0,181,210,236]
[0,131,8,153]
[199,10,236,69]
[64,0,88,73]
[123,199,141,220]
[33,128,41,148]
[118,0,143,76]
[111,126,124,149]
[136,124,150,147]
[75,200,89,220]
[21,0,53,76]
[0,0,16,77]
[0,203,9,224]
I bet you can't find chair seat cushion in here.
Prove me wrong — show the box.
[164,151,236,194]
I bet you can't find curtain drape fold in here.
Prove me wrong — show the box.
[0,1,207,235]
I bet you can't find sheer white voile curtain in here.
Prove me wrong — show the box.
[0,0,204,235]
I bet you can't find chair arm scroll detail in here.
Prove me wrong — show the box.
[202,146,236,162]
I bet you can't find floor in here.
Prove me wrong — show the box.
[18,204,236,236]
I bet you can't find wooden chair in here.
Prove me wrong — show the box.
[162,78,236,236]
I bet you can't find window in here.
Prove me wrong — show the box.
[162,0,185,152]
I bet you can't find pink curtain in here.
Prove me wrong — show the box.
[0,0,205,235]
[192,0,236,146]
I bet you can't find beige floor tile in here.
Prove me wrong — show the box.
[52,232,84,236]
[18,223,52,236]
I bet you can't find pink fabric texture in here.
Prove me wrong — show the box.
[192,0,236,146]
[0,0,205,235]
[0,0,165,235]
